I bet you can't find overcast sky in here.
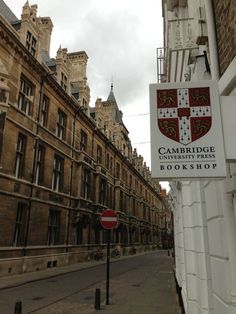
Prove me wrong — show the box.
[5,0,169,190]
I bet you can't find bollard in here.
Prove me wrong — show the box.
[94,288,101,310]
[168,250,170,256]
[14,301,22,314]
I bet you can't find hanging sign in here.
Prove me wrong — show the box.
[149,80,226,180]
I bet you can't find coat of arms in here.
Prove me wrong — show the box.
[157,87,211,145]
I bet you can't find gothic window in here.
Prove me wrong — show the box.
[47,209,60,245]
[14,133,26,178]
[18,75,34,115]
[56,109,67,140]
[52,155,64,192]
[26,31,37,56]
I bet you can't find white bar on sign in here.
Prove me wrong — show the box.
[101,217,117,222]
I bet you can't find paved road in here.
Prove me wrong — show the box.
[0,251,180,314]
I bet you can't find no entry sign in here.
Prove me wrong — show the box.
[100,210,118,229]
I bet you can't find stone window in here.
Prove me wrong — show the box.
[26,31,37,56]
[14,133,26,178]
[47,209,60,245]
[107,184,113,208]
[110,156,113,173]
[106,153,110,169]
[97,145,102,164]
[99,178,107,205]
[80,130,87,151]
[116,162,120,179]
[76,224,83,244]
[35,144,45,185]
[56,109,67,140]
[132,198,136,216]
[129,175,133,188]
[120,190,124,211]
[40,94,49,127]
[61,72,67,91]
[0,89,7,103]
[13,203,27,246]
[52,155,64,192]
[82,98,87,108]
[18,75,34,115]
[0,112,6,164]
[82,168,91,200]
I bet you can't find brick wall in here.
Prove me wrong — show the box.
[213,0,236,75]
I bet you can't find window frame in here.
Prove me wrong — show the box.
[14,133,26,178]
[40,94,49,127]
[61,72,67,91]
[80,129,88,152]
[116,162,120,179]
[26,31,37,56]
[99,178,107,205]
[52,154,64,192]
[13,203,27,246]
[56,109,67,140]
[97,145,102,164]
[18,75,34,115]
[35,144,45,185]
[82,168,91,200]
[47,209,60,245]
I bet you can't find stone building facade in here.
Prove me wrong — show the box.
[212,0,236,75]
[160,0,236,313]
[0,1,166,277]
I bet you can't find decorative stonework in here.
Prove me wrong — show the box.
[0,59,9,111]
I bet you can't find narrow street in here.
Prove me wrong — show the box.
[0,251,180,314]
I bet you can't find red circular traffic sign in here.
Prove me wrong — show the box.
[100,210,118,229]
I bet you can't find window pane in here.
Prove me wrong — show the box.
[14,134,26,178]
[13,203,26,246]
[52,155,64,192]
[48,210,60,245]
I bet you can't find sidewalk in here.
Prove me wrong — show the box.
[0,257,106,291]
[1,250,181,314]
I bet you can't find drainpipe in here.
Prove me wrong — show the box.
[204,0,220,80]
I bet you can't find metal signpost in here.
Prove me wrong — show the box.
[100,210,118,305]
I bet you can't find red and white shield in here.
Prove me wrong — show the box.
[157,87,212,145]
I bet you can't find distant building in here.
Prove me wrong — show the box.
[0,0,167,276]
[161,0,236,313]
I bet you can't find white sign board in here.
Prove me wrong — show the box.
[149,81,226,180]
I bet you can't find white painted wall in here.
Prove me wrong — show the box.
[164,1,236,313]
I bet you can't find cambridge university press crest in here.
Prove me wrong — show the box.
[157,87,212,145]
